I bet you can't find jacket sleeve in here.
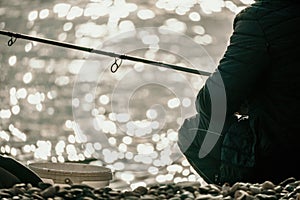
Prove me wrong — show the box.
[196,9,270,121]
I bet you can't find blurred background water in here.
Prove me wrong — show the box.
[0,0,253,190]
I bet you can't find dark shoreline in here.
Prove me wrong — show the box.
[1,177,299,199]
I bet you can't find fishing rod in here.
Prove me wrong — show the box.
[0,30,211,76]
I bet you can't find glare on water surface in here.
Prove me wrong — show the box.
[0,0,252,189]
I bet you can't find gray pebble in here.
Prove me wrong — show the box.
[273,185,282,193]
[38,182,52,190]
[229,182,242,194]
[176,181,200,188]
[261,189,276,195]
[158,185,169,191]
[53,197,64,200]
[124,196,140,200]
[181,191,194,199]
[261,181,275,190]
[148,188,157,195]
[234,189,248,200]
[70,188,83,196]
[0,191,11,198]
[158,193,167,199]
[249,185,262,194]
[168,197,181,200]
[40,185,59,198]
[71,184,93,190]
[208,184,222,194]
[79,197,94,200]
[221,183,231,195]
[279,177,296,187]
[108,190,120,196]
[20,195,31,200]
[103,187,112,193]
[133,186,148,195]
[293,180,300,186]
[31,193,44,200]
[27,187,41,194]
[123,190,140,197]
[199,185,211,194]
[284,184,295,192]
[196,194,224,200]
[255,193,277,200]
[140,194,158,199]
[295,185,300,193]
[195,194,216,200]
[222,196,233,200]
[13,183,26,188]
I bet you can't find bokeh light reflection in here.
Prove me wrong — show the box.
[0,0,251,189]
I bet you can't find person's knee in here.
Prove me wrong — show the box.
[177,114,205,155]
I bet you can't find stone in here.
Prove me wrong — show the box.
[38,182,52,190]
[229,182,242,194]
[279,177,296,187]
[133,186,148,195]
[222,196,233,200]
[79,197,94,200]
[123,191,140,197]
[208,184,221,194]
[261,181,275,190]
[148,188,158,195]
[196,194,224,200]
[295,185,300,193]
[273,185,282,193]
[40,185,59,198]
[195,194,216,200]
[70,188,83,196]
[103,187,112,193]
[261,189,276,195]
[108,190,120,196]
[31,193,44,200]
[140,194,158,200]
[0,191,11,198]
[221,183,231,195]
[284,184,295,192]
[180,191,194,199]
[234,190,248,200]
[53,197,64,200]
[168,197,180,200]
[27,187,41,194]
[249,185,261,194]
[255,193,277,200]
[176,181,200,188]
[198,185,210,194]
[124,196,140,200]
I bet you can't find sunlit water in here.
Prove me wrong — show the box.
[0,0,252,190]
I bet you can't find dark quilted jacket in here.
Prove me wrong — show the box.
[179,0,300,184]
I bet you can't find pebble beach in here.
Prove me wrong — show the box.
[1,177,300,199]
